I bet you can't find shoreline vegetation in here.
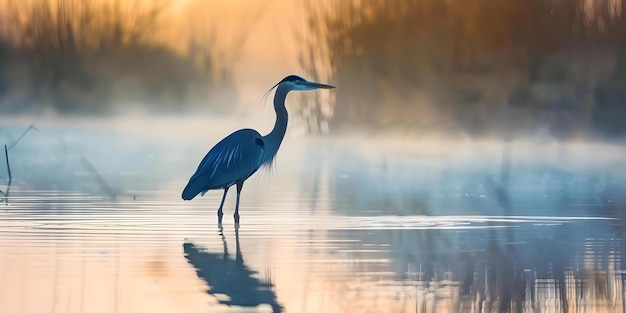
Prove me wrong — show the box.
[0,0,625,140]
[299,0,626,139]
[0,0,249,116]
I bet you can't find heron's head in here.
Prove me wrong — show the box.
[278,75,335,91]
[262,75,335,105]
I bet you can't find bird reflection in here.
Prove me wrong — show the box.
[183,225,282,312]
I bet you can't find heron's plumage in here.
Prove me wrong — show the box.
[182,129,264,200]
[181,74,335,224]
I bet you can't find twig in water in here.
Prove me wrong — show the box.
[0,124,36,207]
[4,144,11,185]
[80,155,117,200]
[1,144,11,206]
[7,124,38,151]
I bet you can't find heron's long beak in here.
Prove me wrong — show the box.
[305,81,336,89]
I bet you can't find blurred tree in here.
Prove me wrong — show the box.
[0,0,172,113]
[301,0,626,138]
[0,0,242,115]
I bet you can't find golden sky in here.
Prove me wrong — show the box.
[162,0,307,106]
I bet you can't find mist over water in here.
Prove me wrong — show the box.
[1,0,626,311]
[0,117,624,312]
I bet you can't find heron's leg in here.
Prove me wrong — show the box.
[217,187,229,224]
[234,181,244,224]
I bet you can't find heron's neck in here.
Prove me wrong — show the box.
[263,85,289,158]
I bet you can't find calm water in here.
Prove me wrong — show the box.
[1,118,625,313]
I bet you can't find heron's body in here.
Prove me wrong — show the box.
[182,129,264,197]
[182,75,334,224]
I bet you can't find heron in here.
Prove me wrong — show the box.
[182,75,335,224]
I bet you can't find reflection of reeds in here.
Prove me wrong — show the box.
[310,141,626,312]
[388,257,624,313]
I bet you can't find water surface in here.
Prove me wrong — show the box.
[0,118,625,313]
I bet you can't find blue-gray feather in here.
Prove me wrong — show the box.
[182,129,265,200]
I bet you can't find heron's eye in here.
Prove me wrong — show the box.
[295,80,301,85]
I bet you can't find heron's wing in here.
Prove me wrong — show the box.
[182,129,264,199]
